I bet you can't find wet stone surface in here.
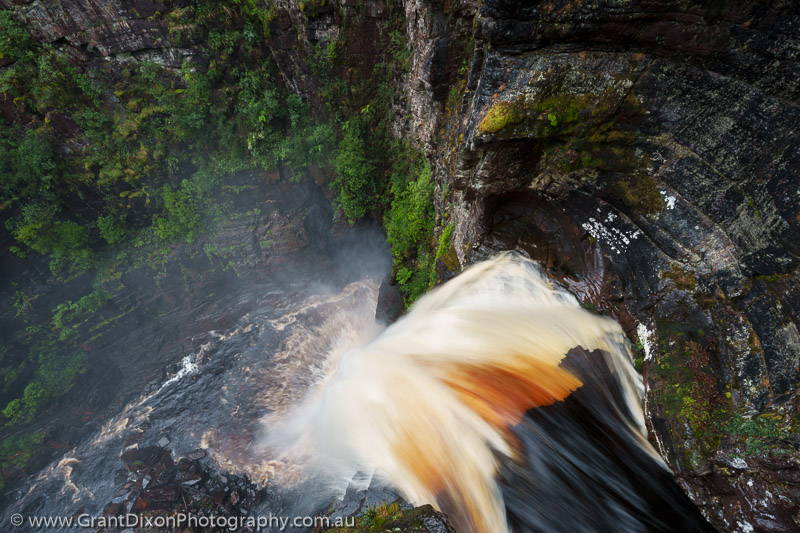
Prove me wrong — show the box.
[97,445,265,532]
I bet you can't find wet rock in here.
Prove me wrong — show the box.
[423,513,457,533]
[210,490,227,505]
[187,449,206,460]
[102,501,121,518]
[119,446,174,488]
[97,446,266,532]
[120,446,164,472]
[375,276,404,323]
[130,493,149,511]
[174,457,203,486]
[404,0,800,529]
[123,428,145,447]
[144,485,179,503]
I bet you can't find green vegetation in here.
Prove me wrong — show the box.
[384,144,437,304]
[0,3,338,441]
[333,118,379,222]
[304,8,439,305]
[2,346,86,426]
[633,338,645,372]
[0,431,45,489]
[0,0,436,487]
[436,223,455,259]
[660,263,698,292]
[722,413,794,457]
[1,5,334,282]
[325,501,445,533]
[358,501,402,530]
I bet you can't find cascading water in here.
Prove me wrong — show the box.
[2,249,713,533]
[265,252,714,533]
[0,240,392,530]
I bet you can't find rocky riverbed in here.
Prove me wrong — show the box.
[1,0,798,531]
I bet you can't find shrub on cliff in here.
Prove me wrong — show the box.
[333,120,378,223]
[384,144,436,304]
[385,159,434,263]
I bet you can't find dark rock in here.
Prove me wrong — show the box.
[123,428,145,446]
[423,512,457,533]
[375,275,404,324]
[119,446,175,489]
[187,449,206,461]
[120,446,163,472]
[174,457,203,486]
[98,445,268,530]
[144,485,180,503]
[405,0,800,529]
[434,258,456,284]
[131,493,149,511]
[102,501,121,518]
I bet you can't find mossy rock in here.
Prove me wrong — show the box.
[660,263,698,292]
[476,93,592,137]
[477,99,528,133]
[324,504,453,533]
[605,173,664,216]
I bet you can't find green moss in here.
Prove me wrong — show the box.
[435,223,460,273]
[605,174,664,216]
[477,99,527,133]
[648,322,731,460]
[486,92,653,202]
[477,93,591,136]
[535,94,587,131]
[475,87,664,219]
[660,263,698,291]
[0,431,45,489]
[325,502,441,533]
[722,413,795,457]
[435,223,454,259]
[756,272,792,283]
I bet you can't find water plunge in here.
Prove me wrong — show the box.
[264,253,711,533]
[4,251,712,533]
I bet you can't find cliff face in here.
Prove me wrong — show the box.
[0,0,346,490]
[2,0,798,530]
[0,0,199,65]
[406,0,799,530]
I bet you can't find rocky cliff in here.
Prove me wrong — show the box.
[404,0,799,530]
[2,0,798,531]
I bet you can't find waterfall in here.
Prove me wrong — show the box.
[263,252,712,533]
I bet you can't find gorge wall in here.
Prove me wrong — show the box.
[1,0,798,531]
[403,1,799,531]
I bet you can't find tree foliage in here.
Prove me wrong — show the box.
[333,120,379,222]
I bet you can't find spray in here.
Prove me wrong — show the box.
[263,253,709,533]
